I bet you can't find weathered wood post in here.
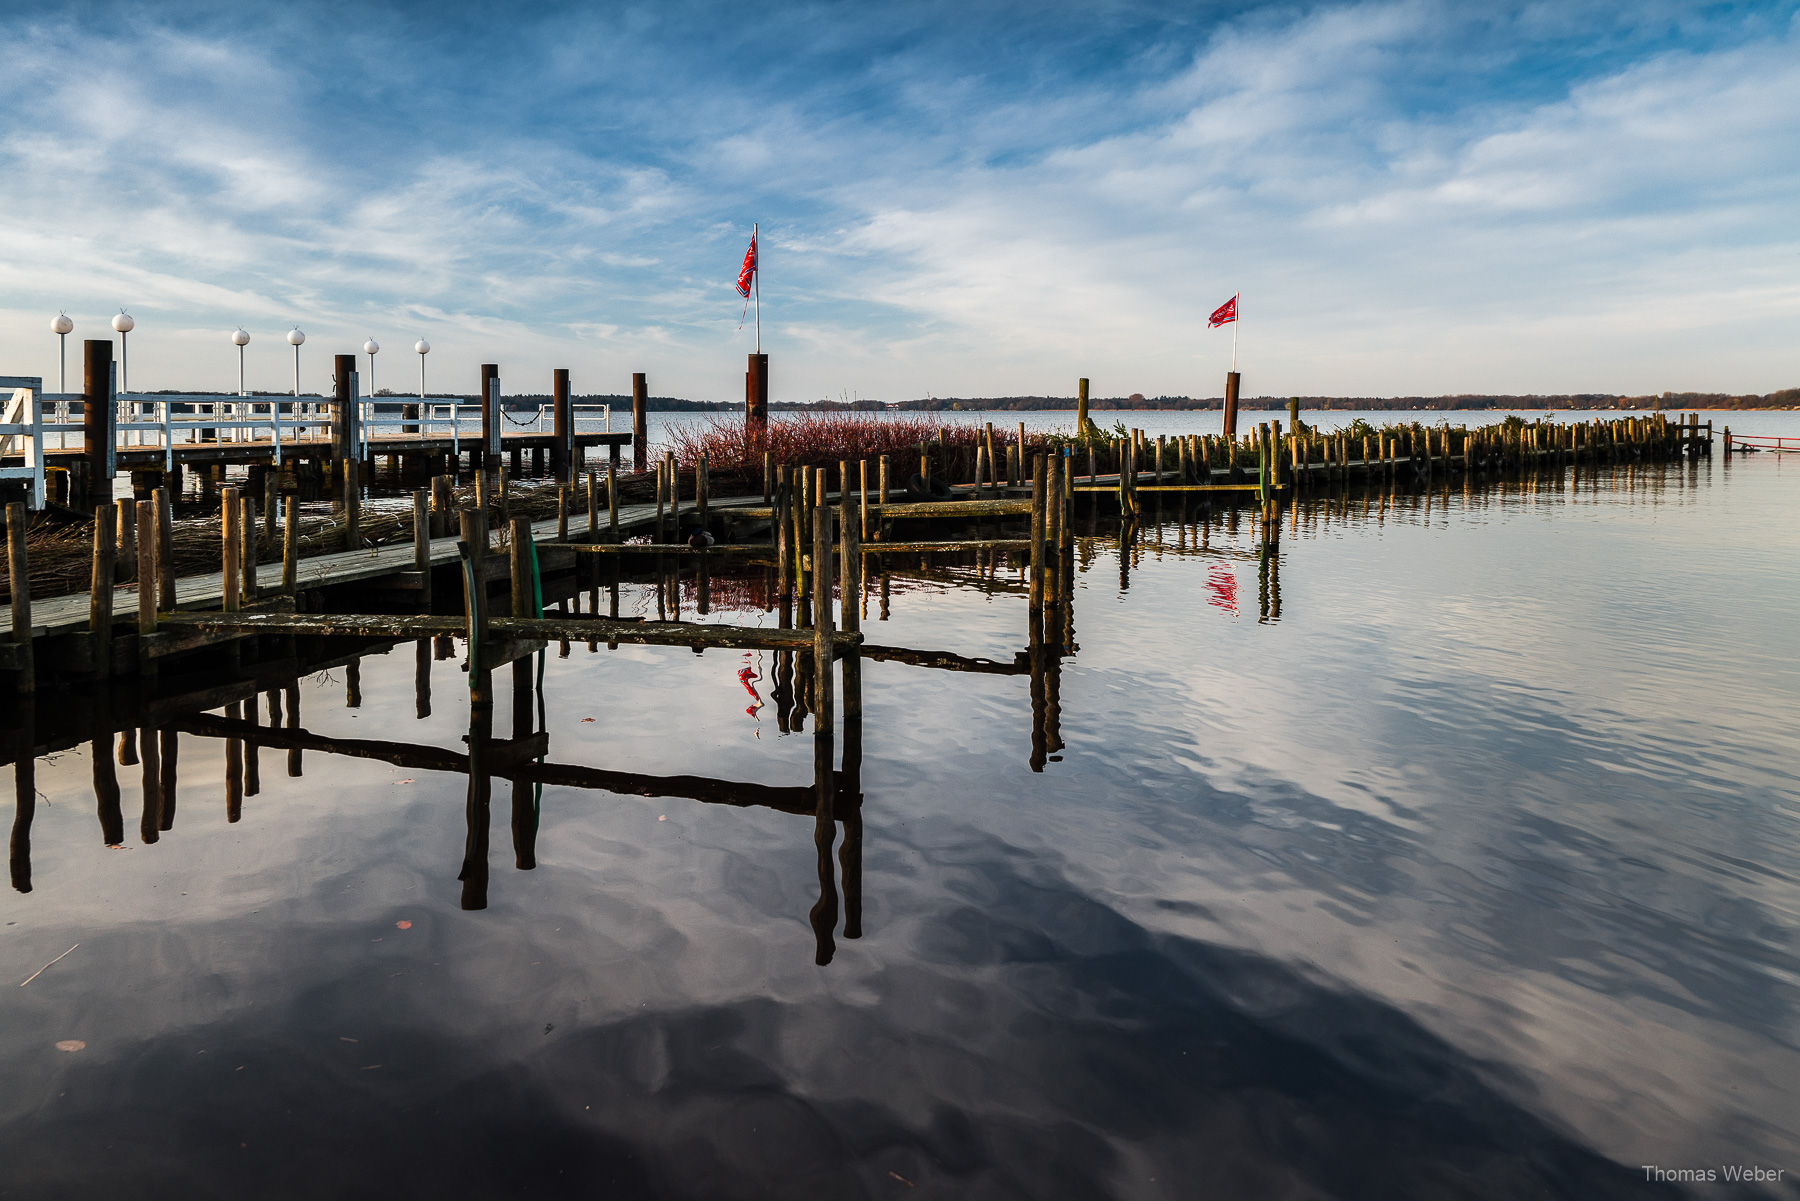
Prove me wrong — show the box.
[153,487,175,612]
[1077,377,1090,436]
[1223,370,1241,440]
[812,472,835,733]
[114,497,137,583]
[551,368,573,479]
[480,364,501,475]
[331,352,359,466]
[607,461,619,542]
[413,490,432,606]
[697,452,710,530]
[342,457,361,551]
[838,481,860,732]
[79,339,117,512]
[631,372,648,473]
[7,503,34,692]
[136,498,157,651]
[282,500,299,596]
[585,470,599,539]
[510,518,533,619]
[774,465,792,598]
[1029,454,1046,614]
[459,508,492,707]
[221,487,241,614]
[557,485,570,542]
[89,502,116,678]
[241,496,258,605]
[746,353,769,427]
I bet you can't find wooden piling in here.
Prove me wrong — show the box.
[155,487,176,612]
[510,517,533,618]
[557,485,570,542]
[136,499,157,640]
[7,503,34,692]
[607,461,619,541]
[264,473,279,542]
[812,483,835,734]
[82,339,116,510]
[1029,455,1046,613]
[241,496,258,605]
[631,372,648,473]
[411,490,432,605]
[90,503,116,677]
[282,500,299,596]
[859,459,870,540]
[221,488,241,614]
[116,498,137,583]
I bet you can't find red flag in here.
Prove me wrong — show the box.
[1208,295,1237,328]
[736,235,757,298]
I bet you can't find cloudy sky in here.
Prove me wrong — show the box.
[0,0,1795,401]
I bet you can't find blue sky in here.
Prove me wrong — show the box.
[1,0,1795,400]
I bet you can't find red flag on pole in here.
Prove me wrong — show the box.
[1208,295,1237,328]
[736,234,758,298]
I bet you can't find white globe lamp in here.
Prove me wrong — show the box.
[232,328,251,396]
[51,313,73,393]
[415,338,430,400]
[363,337,379,398]
[111,310,134,393]
[286,328,305,397]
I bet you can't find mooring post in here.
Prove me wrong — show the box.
[812,474,835,733]
[282,500,299,596]
[631,372,648,473]
[343,457,361,551]
[7,502,34,693]
[859,459,870,540]
[82,339,116,512]
[263,472,278,542]
[607,461,619,542]
[220,487,241,614]
[431,474,452,537]
[1029,455,1046,614]
[510,517,533,618]
[585,471,598,539]
[480,364,501,475]
[878,454,891,507]
[747,353,769,427]
[88,502,116,678]
[241,496,258,605]
[1077,377,1090,436]
[154,487,175,612]
[557,485,570,542]
[459,508,492,706]
[136,498,157,643]
[413,490,432,605]
[552,368,572,479]
[1223,370,1241,440]
[697,452,710,529]
[774,466,791,598]
[764,452,774,505]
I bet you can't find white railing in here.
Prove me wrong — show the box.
[0,389,616,508]
[0,377,47,509]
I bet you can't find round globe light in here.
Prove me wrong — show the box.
[51,312,73,335]
[364,338,380,356]
[287,328,306,347]
[112,310,134,334]
[415,340,430,355]
[232,328,251,347]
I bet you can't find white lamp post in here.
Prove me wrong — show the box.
[51,313,73,393]
[232,328,251,396]
[111,310,134,393]
[364,337,380,398]
[415,339,430,400]
[287,328,306,396]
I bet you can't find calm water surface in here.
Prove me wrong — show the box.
[5,452,1798,1198]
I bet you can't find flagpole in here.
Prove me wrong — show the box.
[1231,291,1239,373]
[753,222,760,355]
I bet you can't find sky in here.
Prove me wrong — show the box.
[0,0,1795,402]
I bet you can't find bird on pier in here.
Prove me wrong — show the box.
[686,528,715,549]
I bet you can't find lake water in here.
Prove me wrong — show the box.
[5,449,1798,1197]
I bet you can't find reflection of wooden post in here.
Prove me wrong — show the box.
[159,727,179,828]
[224,700,243,823]
[7,502,34,693]
[460,703,492,911]
[284,681,302,777]
[346,659,362,708]
[244,693,260,797]
[134,724,159,846]
[1028,456,1045,615]
[415,638,432,720]
[9,703,34,892]
[510,652,536,872]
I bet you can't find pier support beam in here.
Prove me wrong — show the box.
[551,368,572,479]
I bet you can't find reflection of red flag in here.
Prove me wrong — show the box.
[1208,295,1237,328]
[736,235,757,297]
[1205,564,1238,614]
